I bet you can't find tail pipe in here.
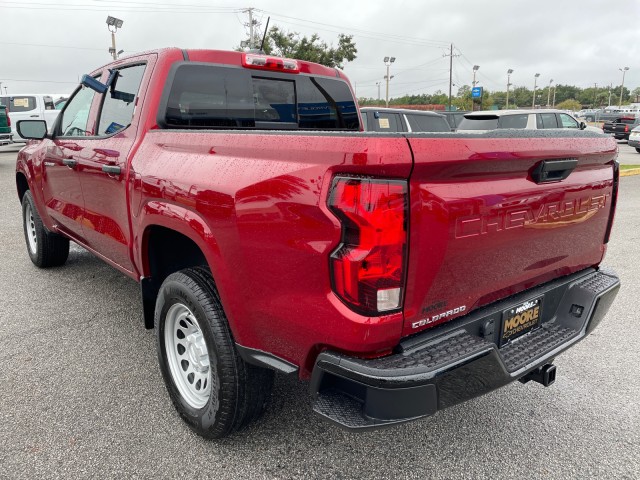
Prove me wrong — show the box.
[519,364,556,387]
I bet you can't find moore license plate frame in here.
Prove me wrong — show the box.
[499,296,543,346]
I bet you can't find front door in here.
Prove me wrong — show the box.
[75,62,148,274]
[41,86,99,242]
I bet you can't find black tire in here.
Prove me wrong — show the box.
[636,147,640,154]
[155,266,274,439]
[21,190,70,268]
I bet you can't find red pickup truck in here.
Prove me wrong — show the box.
[15,48,620,439]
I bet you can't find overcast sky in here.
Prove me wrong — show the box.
[1,0,639,100]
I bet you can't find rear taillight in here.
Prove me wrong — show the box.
[625,125,629,132]
[6,113,10,127]
[328,176,408,315]
[242,53,299,73]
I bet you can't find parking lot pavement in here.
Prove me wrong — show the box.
[617,140,640,165]
[1,146,639,479]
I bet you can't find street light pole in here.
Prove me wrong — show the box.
[106,16,124,61]
[547,79,553,107]
[619,66,630,107]
[552,84,556,107]
[376,82,381,102]
[472,65,479,111]
[383,56,395,108]
[532,73,540,108]
[506,69,513,109]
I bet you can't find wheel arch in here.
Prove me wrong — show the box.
[136,203,229,330]
[16,170,29,203]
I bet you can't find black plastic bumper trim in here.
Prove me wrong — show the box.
[310,267,620,430]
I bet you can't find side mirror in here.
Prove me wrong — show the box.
[17,120,48,140]
[579,121,587,130]
[81,74,108,94]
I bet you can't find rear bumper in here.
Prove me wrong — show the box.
[628,138,640,148]
[310,267,620,430]
[0,133,11,145]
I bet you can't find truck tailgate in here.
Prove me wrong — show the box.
[402,132,617,337]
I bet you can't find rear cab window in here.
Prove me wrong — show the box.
[160,63,359,131]
[457,116,498,130]
[0,96,37,112]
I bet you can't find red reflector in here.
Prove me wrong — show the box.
[328,177,407,315]
[242,53,299,73]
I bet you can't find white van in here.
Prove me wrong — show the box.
[0,94,66,143]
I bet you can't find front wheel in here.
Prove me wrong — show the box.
[635,147,640,154]
[21,190,69,267]
[155,267,274,439]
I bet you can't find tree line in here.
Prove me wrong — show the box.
[359,84,640,111]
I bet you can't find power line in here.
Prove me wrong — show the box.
[0,41,104,51]
[0,78,79,84]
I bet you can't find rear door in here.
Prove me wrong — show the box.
[402,132,617,336]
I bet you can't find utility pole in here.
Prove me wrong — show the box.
[552,84,556,107]
[506,69,513,109]
[547,79,553,107]
[593,83,598,108]
[444,44,459,111]
[376,82,381,102]
[608,84,612,106]
[242,8,259,49]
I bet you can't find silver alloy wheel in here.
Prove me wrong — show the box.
[24,203,37,254]
[164,303,212,409]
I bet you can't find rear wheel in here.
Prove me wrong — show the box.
[635,147,640,154]
[21,190,69,267]
[155,267,274,438]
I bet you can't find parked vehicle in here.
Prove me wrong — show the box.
[442,111,469,130]
[0,105,11,145]
[457,109,602,133]
[360,107,451,132]
[0,94,62,143]
[602,117,640,140]
[628,125,640,152]
[16,49,620,439]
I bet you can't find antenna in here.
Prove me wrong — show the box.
[259,16,270,53]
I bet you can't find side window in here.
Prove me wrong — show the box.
[59,87,97,137]
[498,114,528,129]
[406,114,450,132]
[2,96,37,112]
[558,113,579,129]
[537,113,558,129]
[360,112,368,131]
[44,96,55,110]
[98,64,146,135]
[371,112,401,132]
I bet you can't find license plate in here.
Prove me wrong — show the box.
[499,297,543,346]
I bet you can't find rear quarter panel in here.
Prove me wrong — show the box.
[132,131,412,374]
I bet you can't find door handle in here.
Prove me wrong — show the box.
[531,159,578,183]
[30,115,39,118]
[62,158,77,168]
[102,165,121,175]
